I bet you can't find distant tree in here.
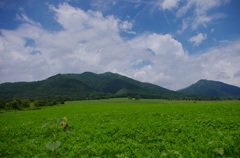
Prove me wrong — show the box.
[46,99,58,106]
[33,99,59,107]
[135,95,141,101]
[20,99,31,108]
[8,100,20,109]
[52,100,58,105]
[128,96,133,100]
[33,99,47,107]
[95,96,101,100]
[0,99,6,109]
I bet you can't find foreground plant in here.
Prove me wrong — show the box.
[58,116,68,129]
[42,116,73,157]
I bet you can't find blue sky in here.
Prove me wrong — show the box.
[0,0,240,90]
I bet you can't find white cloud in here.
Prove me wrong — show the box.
[16,7,42,27]
[0,3,134,82]
[177,18,190,34]
[50,3,120,33]
[176,0,230,30]
[177,0,229,17]
[91,0,117,12]
[0,3,239,91]
[189,33,207,46]
[160,0,179,10]
[119,20,136,34]
[198,40,240,87]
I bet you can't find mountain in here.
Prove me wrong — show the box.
[56,72,182,98]
[0,74,100,99]
[178,79,240,98]
[0,72,183,99]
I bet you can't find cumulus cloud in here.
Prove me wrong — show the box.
[127,33,187,88]
[0,3,239,90]
[0,3,134,82]
[119,21,136,34]
[198,40,240,87]
[189,33,207,46]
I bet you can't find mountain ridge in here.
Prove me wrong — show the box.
[1,72,239,100]
[178,79,240,98]
[62,72,182,98]
[0,72,183,99]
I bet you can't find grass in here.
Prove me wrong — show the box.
[0,98,240,157]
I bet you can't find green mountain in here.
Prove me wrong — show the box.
[0,72,182,99]
[0,74,100,99]
[62,72,182,98]
[178,79,240,98]
[2,73,239,100]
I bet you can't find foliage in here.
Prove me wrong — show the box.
[0,98,60,110]
[20,99,31,108]
[0,99,6,109]
[33,99,58,107]
[0,99,240,157]
[135,95,141,100]
[42,116,72,157]
[5,99,31,110]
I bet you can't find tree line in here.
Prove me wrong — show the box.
[0,98,64,110]
[0,94,115,110]
[1,94,239,111]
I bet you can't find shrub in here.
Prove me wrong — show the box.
[20,99,31,108]
[0,99,6,109]
[7,100,20,109]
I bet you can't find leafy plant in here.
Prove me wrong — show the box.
[42,116,72,157]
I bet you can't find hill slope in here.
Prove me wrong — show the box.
[0,72,182,99]
[178,79,240,98]
[0,74,100,99]
[62,72,182,98]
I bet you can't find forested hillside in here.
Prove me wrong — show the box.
[178,79,240,98]
[0,72,183,100]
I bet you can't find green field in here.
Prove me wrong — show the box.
[1,99,240,157]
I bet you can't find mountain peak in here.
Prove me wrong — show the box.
[0,71,181,99]
[179,79,240,97]
[101,72,122,77]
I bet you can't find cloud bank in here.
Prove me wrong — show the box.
[0,3,239,90]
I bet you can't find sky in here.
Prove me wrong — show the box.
[0,0,240,90]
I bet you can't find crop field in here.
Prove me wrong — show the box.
[0,98,240,158]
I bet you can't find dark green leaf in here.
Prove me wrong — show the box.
[46,141,61,151]
[41,122,51,128]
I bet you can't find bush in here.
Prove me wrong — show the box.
[33,99,59,107]
[7,100,20,109]
[0,99,6,109]
[20,99,31,108]
[33,99,47,107]
[135,95,141,100]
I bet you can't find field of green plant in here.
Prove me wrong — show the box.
[0,98,240,158]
